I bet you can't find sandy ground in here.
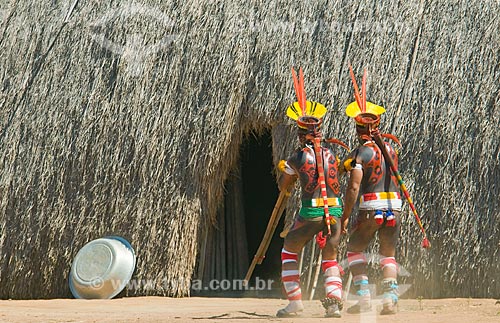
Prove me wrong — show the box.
[0,297,499,323]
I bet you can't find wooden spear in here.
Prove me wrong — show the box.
[243,190,289,285]
[308,248,322,300]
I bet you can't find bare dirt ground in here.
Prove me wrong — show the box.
[0,297,498,323]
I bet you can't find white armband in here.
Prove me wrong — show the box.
[284,161,296,175]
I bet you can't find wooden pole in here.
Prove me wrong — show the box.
[309,250,322,300]
[298,250,304,275]
[305,242,315,292]
[243,191,289,284]
[343,272,353,302]
[259,195,287,265]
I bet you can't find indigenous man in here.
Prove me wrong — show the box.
[276,67,349,318]
[341,67,402,315]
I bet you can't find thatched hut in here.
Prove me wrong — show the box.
[0,1,498,299]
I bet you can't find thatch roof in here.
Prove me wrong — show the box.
[0,1,498,299]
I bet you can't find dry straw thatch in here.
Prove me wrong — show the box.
[0,0,498,299]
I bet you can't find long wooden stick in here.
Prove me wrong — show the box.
[343,272,353,302]
[259,197,287,265]
[298,250,304,275]
[244,191,289,284]
[309,250,322,300]
[305,242,315,291]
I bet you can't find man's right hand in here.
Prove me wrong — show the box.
[341,215,349,235]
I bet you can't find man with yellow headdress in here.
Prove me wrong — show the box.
[276,67,349,318]
[341,66,402,315]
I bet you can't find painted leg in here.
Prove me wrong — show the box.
[346,210,379,314]
[380,256,398,315]
[276,248,304,317]
[378,211,401,315]
[346,252,372,313]
[321,259,343,318]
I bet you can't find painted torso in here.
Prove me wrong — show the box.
[350,141,399,195]
[287,145,340,200]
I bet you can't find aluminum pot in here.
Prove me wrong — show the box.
[69,236,136,299]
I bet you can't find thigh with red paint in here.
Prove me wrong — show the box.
[379,211,401,256]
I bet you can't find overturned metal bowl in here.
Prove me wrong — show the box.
[69,236,136,299]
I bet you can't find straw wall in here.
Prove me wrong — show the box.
[0,0,498,298]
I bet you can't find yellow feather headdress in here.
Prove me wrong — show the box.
[346,63,386,126]
[347,63,401,147]
[286,67,326,130]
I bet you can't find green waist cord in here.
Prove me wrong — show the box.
[299,207,342,219]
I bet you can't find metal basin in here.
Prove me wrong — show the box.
[69,236,136,299]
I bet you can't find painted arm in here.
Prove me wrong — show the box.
[278,172,297,193]
[341,168,363,234]
[277,156,298,193]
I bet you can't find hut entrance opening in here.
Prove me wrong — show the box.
[196,130,283,297]
[240,130,283,296]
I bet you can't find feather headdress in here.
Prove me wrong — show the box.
[347,64,401,147]
[286,67,327,130]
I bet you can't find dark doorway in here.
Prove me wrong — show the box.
[195,129,285,297]
[240,130,283,296]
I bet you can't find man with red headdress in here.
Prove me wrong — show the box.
[276,68,349,318]
[340,66,402,315]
